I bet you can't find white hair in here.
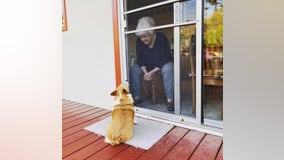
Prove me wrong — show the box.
[135,17,155,37]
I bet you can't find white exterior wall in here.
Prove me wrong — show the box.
[62,0,116,110]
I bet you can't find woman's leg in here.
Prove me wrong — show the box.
[161,61,174,102]
[129,63,143,99]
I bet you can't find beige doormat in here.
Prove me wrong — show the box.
[84,116,174,150]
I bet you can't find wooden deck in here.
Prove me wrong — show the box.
[62,99,223,160]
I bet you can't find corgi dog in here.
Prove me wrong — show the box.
[105,82,135,146]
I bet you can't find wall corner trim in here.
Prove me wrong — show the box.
[112,0,121,87]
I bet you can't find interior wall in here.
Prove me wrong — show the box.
[62,0,116,109]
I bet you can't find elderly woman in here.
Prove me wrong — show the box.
[130,16,174,111]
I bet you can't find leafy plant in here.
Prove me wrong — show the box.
[204,6,223,47]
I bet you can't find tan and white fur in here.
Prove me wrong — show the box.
[105,82,135,146]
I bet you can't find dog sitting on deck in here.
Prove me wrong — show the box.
[105,82,135,146]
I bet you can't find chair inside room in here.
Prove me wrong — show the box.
[141,72,163,104]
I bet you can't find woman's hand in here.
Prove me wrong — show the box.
[142,67,159,81]
[143,72,153,81]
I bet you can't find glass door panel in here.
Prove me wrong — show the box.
[124,1,176,116]
[181,0,196,22]
[126,27,174,114]
[121,0,223,129]
[202,0,223,121]
[125,0,165,11]
[125,3,173,32]
[180,25,196,117]
[124,0,200,120]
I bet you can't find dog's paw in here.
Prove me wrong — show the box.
[104,137,111,144]
[134,119,138,125]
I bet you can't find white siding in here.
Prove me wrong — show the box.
[63,0,116,110]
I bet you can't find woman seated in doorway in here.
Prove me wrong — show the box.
[130,16,174,111]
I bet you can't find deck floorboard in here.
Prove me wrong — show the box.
[62,99,223,160]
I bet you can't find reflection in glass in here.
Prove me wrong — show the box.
[125,0,165,11]
[203,0,223,121]
[180,25,196,117]
[181,0,196,22]
[126,4,173,32]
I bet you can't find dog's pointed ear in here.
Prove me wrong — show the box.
[110,90,118,96]
[122,89,129,95]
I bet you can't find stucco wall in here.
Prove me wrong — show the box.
[62,0,116,110]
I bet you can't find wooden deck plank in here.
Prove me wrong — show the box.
[62,130,92,147]
[63,106,95,119]
[62,99,73,106]
[111,146,145,160]
[62,101,76,107]
[62,99,223,160]
[62,104,92,112]
[86,144,129,160]
[189,134,223,160]
[63,103,84,111]
[63,107,92,118]
[137,127,189,160]
[63,138,109,160]
[63,99,73,103]
[163,130,206,160]
[63,134,101,158]
[63,109,110,131]
[63,108,107,129]
[63,104,89,112]
[62,113,111,138]
[216,143,223,160]
[63,107,104,125]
